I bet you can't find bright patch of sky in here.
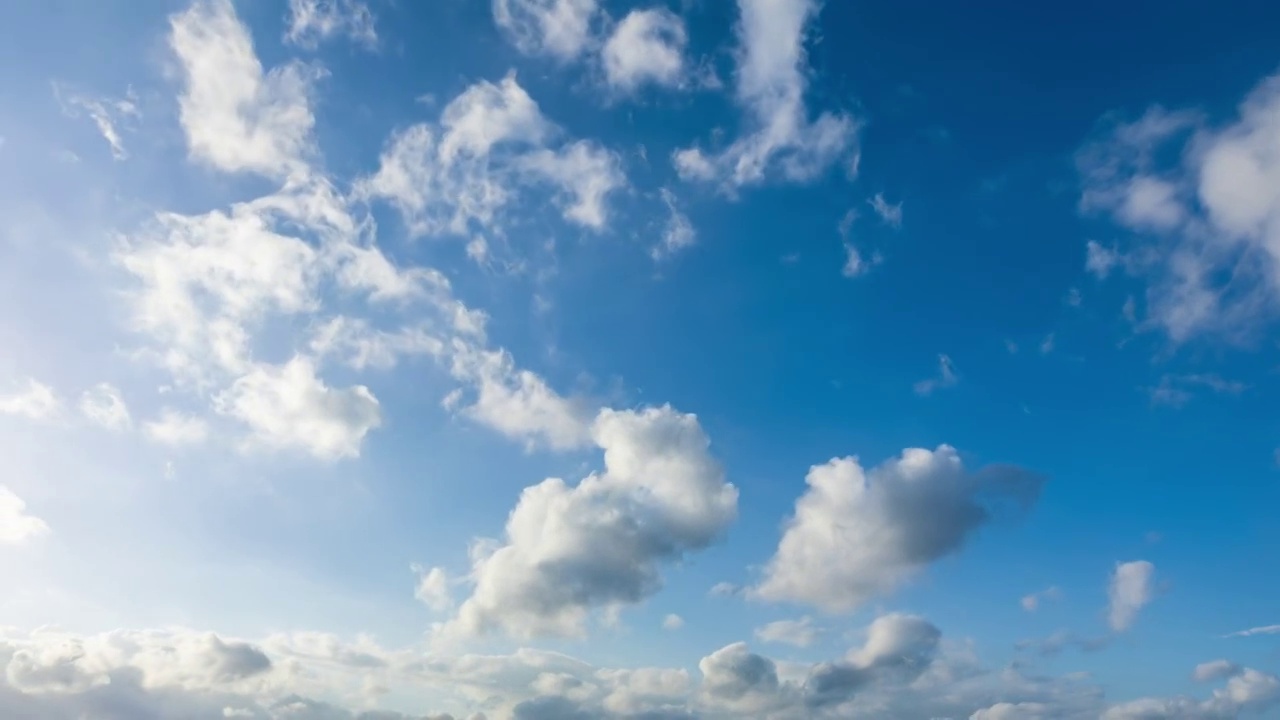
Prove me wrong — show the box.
[0,0,1278,718]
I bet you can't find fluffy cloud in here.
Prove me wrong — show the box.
[1107,560,1156,632]
[357,73,623,241]
[143,409,210,446]
[673,0,857,190]
[78,383,131,431]
[601,9,687,93]
[492,0,598,61]
[754,445,1043,613]
[284,0,377,50]
[1103,666,1280,719]
[0,379,61,422]
[753,617,818,648]
[440,405,737,639]
[0,487,49,545]
[1079,72,1280,342]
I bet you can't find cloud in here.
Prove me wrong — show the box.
[652,188,696,261]
[214,357,381,461]
[0,487,50,545]
[753,445,1043,613]
[1085,240,1121,279]
[867,193,903,229]
[284,0,377,50]
[1107,560,1156,632]
[754,617,818,648]
[1078,72,1280,343]
[78,383,131,431]
[1020,586,1062,612]
[357,73,623,241]
[0,379,61,422]
[661,614,684,631]
[493,0,598,61]
[53,83,139,160]
[1194,660,1242,683]
[1148,373,1246,408]
[143,409,210,446]
[913,354,958,396]
[414,566,454,612]
[673,0,858,190]
[1224,624,1280,638]
[440,405,737,639]
[1102,666,1280,720]
[170,0,320,178]
[601,8,687,93]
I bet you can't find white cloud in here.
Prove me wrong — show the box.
[1194,660,1242,682]
[1103,666,1280,720]
[143,409,210,446]
[601,8,687,93]
[673,0,858,190]
[0,379,61,422]
[170,0,319,178]
[753,445,1043,613]
[1107,560,1155,632]
[1020,586,1062,612]
[652,188,696,261]
[284,0,377,50]
[213,357,381,461]
[1148,373,1246,408]
[661,614,684,631]
[0,487,50,546]
[53,83,139,160]
[492,0,598,61]
[440,405,737,639]
[1079,73,1280,342]
[357,73,623,241]
[867,193,903,229]
[913,354,957,396]
[414,566,454,612]
[1085,240,1121,279]
[78,383,131,431]
[754,617,818,648]
[1226,624,1280,638]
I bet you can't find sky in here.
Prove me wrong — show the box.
[0,0,1278,718]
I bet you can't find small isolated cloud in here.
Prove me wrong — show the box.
[753,445,1043,613]
[913,354,958,396]
[652,188,696,261]
[754,617,818,648]
[1038,333,1055,355]
[662,614,684,631]
[284,0,377,50]
[1021,586,1062,612]
[1107,560,1156,632]
[0,379,61,422]
[439,405,737,639]
[493,0,598,62]
[0,486,50,545]
[143,409,210,446]
[1225,624,1280,638]
[709,582,741,597]
[602,8,687,93]
[79,383,131,431]
[673,0,858,190]
[413,565,453,612]
[1148,373,1246,408]
[53,82,139,160]
[867,193,903,229]
[1084,240,1121,280]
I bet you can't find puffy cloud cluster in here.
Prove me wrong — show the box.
[754,445,1044,613]
[284,0,377,50]
[673,0,858,191]
[437,405,738,639]
[1079,71,1280,343]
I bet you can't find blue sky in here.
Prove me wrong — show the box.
[1,0,1279,718]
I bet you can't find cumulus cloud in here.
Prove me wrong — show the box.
[1107,560,1156,632]
[284,0,377,50]
[439,405,737,639]
[673,0,858,191]
[913,354,958,396]
[1103,665,1280,720]
[357,73,623,241]
[1079,72,1280,343]
[753,445,1043,613]
[0,379,61,422]
[601,8,687,93]
[414,566,454,613]
[0,487,50,545]
[1020,586,1062,612]
[78,383,131,431]
[171,0,320,178]
[661,614,684,631]
[492,0,598,61]
[754,617,818,648]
